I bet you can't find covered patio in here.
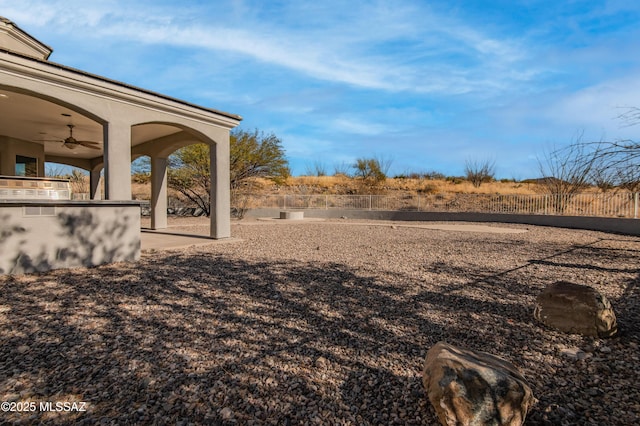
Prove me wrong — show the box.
[0,17,241,273]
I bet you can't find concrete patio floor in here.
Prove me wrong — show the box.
[140,228,241,251]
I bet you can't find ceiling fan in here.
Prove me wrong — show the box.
[39,124,101,150]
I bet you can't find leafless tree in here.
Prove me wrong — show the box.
[538,106,640,211]
[618,106,640,127]
[305,161,328,177]
[332,161,352,177]
[464,158,495,188]
[567,107,640,192]
[587,140,640,190]
[612,157,640,192]
[45,164,69,178]
[537,135,599,212]
[589,165,617,192]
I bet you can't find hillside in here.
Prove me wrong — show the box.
[126,176,556,207]
[129,176,545,201]
[68,174,611,202]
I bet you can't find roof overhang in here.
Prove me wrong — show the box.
[0,47,242,163]
[0,17,52,60]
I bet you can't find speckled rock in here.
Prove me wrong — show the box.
[534,281,618,337]
[423,342,535,426]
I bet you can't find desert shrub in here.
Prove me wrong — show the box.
[446,176,465,184]
[352,157,388,184]
[333,161,352,177]
[132,172,151,184]
[422,170,446,180]
[305,161,328,177]
[418,183,438,194]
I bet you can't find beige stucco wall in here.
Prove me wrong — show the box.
[0,200,141,274]
[0,136,45,176]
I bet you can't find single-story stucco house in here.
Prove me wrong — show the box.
[0,17,242,274]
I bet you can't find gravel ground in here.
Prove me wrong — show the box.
[1,217,639,425]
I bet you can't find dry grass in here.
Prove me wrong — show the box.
[81,175,612,201]
[256,176,544,195]
[132,176,543,200]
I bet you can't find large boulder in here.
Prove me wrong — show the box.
[423,342,535,426]
[534,281,617,338]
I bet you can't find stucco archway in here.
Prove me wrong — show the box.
[130,122,230,236]
[0,17,241,244]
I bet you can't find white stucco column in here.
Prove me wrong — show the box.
[89,170,102,200]
[103,121,132,200]
[150,156,168,230]
[209,137,231,239]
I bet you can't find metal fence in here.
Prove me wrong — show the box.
[235,192,640,218]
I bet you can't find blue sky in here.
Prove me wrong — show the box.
[3,0,640,178]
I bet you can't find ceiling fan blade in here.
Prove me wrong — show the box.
[77,141,101,150]
[35,125,102,150]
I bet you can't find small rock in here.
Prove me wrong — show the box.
[140,377,153,388]
[599,346,612,354]
[315,357,328,369]
[560,347,588,360]
[219,407,234,420]
[587,388,600,396]
[17,345,29,354]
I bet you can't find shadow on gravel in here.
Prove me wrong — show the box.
[0,255,443,425]
[613,273,640,337]
[0,244,639,424]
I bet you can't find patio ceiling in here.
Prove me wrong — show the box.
[0,88,182,161]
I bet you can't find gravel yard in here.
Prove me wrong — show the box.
[1,217,639,425]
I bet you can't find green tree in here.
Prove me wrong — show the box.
[168,143,212,215]
[230,129,290,191]
[168,129,289,216]
[352,156,390,184]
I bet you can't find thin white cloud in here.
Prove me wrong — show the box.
[2,0,536,95]
[330,117,391,136]
[4,0,638,180]
[545,73,640,139]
